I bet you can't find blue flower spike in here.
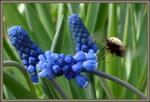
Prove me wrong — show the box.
[8,26,43,83]
[8,13,99,88]
[68,13,98,53]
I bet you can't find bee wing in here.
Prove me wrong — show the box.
[92,34,107,46]
[119,46,126,57]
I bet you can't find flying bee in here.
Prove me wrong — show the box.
[105,37,126,57]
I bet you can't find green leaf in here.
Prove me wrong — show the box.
[124,4,148,98]
[98,78,115,99]
[67,3,79,14]
[86,4,100,34]
[24,4,52,50]
[51,15,64,52]
[105,4,121,98]
[107,4,117,37]
[61,5,74,54]
[35,4,55,41]
[3,85,16,99]
[3,3,29,29]
[3,72,37,99]
[39,78,55,99]
[39,78,61,99]
[95,4,108,33]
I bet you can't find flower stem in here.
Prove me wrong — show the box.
[85,69,146,99]
[50,79,68,99]
[3,60,36,95]
[3,60,25,72]
[3,60,68,99]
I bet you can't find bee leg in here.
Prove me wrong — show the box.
[101,51,110,60]
[99,46,107,52]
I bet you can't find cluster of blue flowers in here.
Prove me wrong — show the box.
[7,13,99,88]
[37,50,97,88]
[8,26,43,83]
[68,14,98,53]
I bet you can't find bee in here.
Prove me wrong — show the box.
[105,37,126,57]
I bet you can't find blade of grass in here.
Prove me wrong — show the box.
[3,3,37,42]
[3,60,37,97]
[130,5,137,49]
[133,56,147,99]
[46,80,63,99]
[98,78,115,99]
[3,71,37,99]
[61,4,74,54]
[3,85,16,99]
[24,4,51,50]
[107,4,117,37]
[106,3,119,98]
[35,4,55,41]
[3,4,29,30]
[51,15,64,52]
[86,4,100,34]
[79,3,86,19]
[124,4,147,99]
[67,3,79,14]
[39,78,56,99]
[40,78,65,99]
[95,4,108,33]
[50,79,68,99]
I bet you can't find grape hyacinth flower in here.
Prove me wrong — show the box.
[7,14,99,88]
[68,13,98,53]
[8,26,43,83]
[36,50,98,88]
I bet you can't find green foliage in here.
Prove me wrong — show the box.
[3,3,148,99]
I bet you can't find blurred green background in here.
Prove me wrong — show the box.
[3,3,148,99]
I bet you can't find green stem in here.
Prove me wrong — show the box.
[85,69,146,99]
[3,60,36,95]
[50,79,68,99]
[3,60,68,99]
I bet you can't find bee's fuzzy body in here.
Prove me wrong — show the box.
[106,37,126,57]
